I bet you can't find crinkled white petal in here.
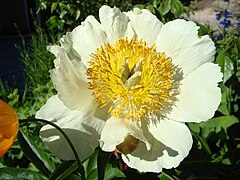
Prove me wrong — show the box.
[99,5,131,43]
[71,15,108,67]
[125,8,163,45]
[59,32,81,60]
[50,47,95,112]
[122,119,192,172]
[99,117,151,152]
[36,95,105,160]
[156,19,215,76]
[169,63,222,123]
[47,45,60,57]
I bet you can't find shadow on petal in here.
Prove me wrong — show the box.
[40,124,100,161]
[129,132,179,162]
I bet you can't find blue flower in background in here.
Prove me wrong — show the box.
[216,13,221,20]
[214,33,223,40]
[224,12,233,18]
[220,19,231,28]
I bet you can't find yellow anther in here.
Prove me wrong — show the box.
[87,38,175,121]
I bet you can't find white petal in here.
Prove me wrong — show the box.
[60,32,81,60]
[122,119,192,172]
[47,36,81,68]
[36,95,105,160]
[156,19,215,76]
[99,5,130,43]
[47,45,60,57]
[169,63,222,123]
[72,15,108,67]
[126,8,163,45]
[50,48,95,112]
[99,117,150,152]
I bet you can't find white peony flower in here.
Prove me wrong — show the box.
[36,5,222,172]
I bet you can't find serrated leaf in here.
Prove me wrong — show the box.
[0,167,44,180]
[198,115,238,138]
[17,130,56,177]
[170,0,183,17]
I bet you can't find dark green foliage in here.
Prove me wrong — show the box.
[134,0,191,23]
[38,0,134,33]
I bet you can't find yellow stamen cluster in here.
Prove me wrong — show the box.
[87,38,175,121]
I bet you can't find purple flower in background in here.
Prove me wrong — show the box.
[220,19,231,28]
[236,22,240,28]
[216,13,221,20]
[214,33,223,40]
[224,12,233,18]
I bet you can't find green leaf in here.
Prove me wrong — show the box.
[133,4,145,9]
[75,10,81,20]
[82,150,124,180]
[17,129,56,177]
[159,0,171,15]
[153,0,161,8]
[51,2,58,13]
[191,130,212,155]
[218,89,230,115]
[86,169,98,180]
[235,38,240,54]
[97,150,111,180]
[218,102,230,116]
[65,174,82,180]
[83,153,97,177]
[104,164,125,180]
[223,55,234,83]
[146,4,155,13]
[0,167,44,180]
[170,0,183,17]
[158,171,174,180]
[59,10,68,19]
[82,152,98,179]
[198,115,238,138]
[188,123,200,133]
[197,24,211,36]
[216,51,234,83]
[49,160,78,180]
[216,51,225,70]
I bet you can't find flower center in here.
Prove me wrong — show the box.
[87,38,175,121]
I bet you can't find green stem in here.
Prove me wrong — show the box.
[20,118,86,180]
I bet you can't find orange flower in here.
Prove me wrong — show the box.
[0,99,18,158]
